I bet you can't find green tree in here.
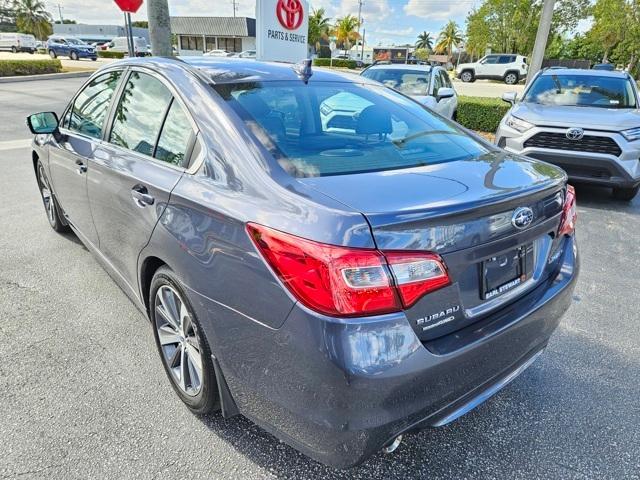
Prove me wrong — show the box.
[332,15,360,53]
[131,20,148,28]
[435,20,462,57]
[465,8,490,59]
[590,0,627,62]
[308,8,331,52]
[414,47,430,61]
[13,0,52,39]
[415,31,433,51]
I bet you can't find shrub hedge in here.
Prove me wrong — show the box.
[0,59,62,77]
[97,50,126,59]
[456,96,510,133]
[313,58,357,69]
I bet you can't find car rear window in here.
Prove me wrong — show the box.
[214,81,486,178]
[524,74,637,108]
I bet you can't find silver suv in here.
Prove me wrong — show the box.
[495,68,640,200]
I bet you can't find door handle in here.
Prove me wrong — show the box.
[131,185,155,207]
[75,159,87,175]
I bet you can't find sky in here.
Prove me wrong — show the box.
[45,0,485,47]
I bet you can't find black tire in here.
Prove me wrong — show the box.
[504,72,519,85]
[36,161,70,233]
[11,46,17,53]
[91,57,97,61]
[28,50,34,54]
[150,266,220,415]
[460,70,474,83]
[48,49,57,59]
[612,185,639,201]
[70,51,79,61]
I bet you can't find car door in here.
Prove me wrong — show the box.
[477,55,499,77]
[89,68,197,291]
[48,70,124,245]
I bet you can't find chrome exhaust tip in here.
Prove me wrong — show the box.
[382,435,403,454]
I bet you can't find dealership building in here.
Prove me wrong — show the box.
[170,16,256,55]
[52,23,149,44]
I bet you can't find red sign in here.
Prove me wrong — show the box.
[276,0,303,30]
[114,0,143,13]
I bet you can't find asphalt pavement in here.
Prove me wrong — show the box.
[0,77,639,480]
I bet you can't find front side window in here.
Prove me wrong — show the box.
[110,71,172,156]
[524,74,637,108]
[481,56,499,64]
[215,81,487,178]
[66,70,122,139]
[361,69,431,96]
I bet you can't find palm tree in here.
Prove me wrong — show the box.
[308,8,331,53]
[13,0,52,40]
[415,31,433,51]
[333,15,360,54]
[435,20,463,58]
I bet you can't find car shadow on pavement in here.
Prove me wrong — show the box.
[195,329,639,479]
[573,184,639,216]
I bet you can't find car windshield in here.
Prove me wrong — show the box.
[66,38,85,45]
[361,68,431,96]
[214,81,487,178]
[523,74,637,108]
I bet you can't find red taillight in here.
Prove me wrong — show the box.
[558,185,577,237]
[247,223,450,317]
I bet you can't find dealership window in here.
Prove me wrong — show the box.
[181,35,203,51]
[217,37,241,52]
[205,36,216,52]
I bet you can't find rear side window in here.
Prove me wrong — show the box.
[110,71,172,156]
[66,71,122,139]
[155,100,194,166]
[498,55,516,64]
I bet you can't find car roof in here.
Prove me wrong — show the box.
[105,56,381,85]
[365,63,433,71]
[540,68,628,78]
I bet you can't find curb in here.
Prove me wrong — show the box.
[0,71,93,84]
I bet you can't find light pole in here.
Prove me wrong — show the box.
[527,0,555,85]
[147,0,173,56]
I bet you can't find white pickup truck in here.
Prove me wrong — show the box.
[456,54,528,85]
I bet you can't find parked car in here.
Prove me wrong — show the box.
[204,49,233,57]
[361,63,458,119]
[0,32,36,53]
[234,49,256,58]
[27,57,578,469]
[46,36,97,61]
[456,54,528,85]
[105,36,150,57]
[496,68,640,200]
[592,63,615,71]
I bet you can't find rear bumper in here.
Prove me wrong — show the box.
[190,236,579,469]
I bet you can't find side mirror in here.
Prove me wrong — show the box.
[502,92,517,105]
[26,112,59,135]
[436,87,455,102]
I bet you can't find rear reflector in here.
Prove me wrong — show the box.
[558,185,577,237]
[247,223,450,317]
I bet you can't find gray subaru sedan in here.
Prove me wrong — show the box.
[27,57,579,469]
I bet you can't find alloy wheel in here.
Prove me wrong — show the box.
[461,72,472,82]
[154,285,203,397]
[505,73,517,85]
[38,164,56,226]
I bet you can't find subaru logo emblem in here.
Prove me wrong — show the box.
[512,207,534,229]
[566,127,584,140]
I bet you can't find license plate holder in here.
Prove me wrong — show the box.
[482,243,534,300]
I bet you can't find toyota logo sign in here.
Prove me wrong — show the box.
[276,0,304,30]
[566,127,584,141]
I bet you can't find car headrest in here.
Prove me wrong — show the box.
[355,105,392,136]
[236,92,271,118]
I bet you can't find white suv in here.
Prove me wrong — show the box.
[456,54,528,85]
